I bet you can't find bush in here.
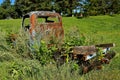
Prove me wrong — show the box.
[0,52,14,62]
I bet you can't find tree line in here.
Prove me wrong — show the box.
[0,0,120,19]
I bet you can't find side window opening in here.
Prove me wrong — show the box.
[37,16,59,24]
[46,16,59,23]
[37,17,46,24]
[24,18,30,30]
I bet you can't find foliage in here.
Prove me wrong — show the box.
[0,0,120,19]
[0,15,120,79]
[65,27,86,46]
[84,0,120,16]
[83,69,120,80]
[54,0,79,16]
[32,40,57,65]
[0,0,15,19]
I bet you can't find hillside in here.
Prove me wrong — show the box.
[0,15,120,80]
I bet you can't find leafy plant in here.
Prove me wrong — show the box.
[65,27,86,46]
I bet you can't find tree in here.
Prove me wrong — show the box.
[14,0,53,18]
[0,0,119,19]
[0,6,5,19]
[0,0,13,19]
[82,0,120,16]
[54,0,78,16]
[14,0,32,18]
[107,0,120,14]
[1,0,11,9]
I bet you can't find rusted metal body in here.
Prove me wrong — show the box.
[72,43,115,61]
[81,51,116,74]
[22,11,64,47]
[73,45,97,61]
[72,43,115,74]
[22,11,116,74]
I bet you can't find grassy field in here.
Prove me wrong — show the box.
[0,14,120,80]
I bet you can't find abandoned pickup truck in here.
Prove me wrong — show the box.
[22,11,116,74]
[22,11,64,47]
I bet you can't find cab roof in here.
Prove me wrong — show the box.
[23,11,61,18]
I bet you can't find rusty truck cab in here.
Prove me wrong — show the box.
[22,11,64,47]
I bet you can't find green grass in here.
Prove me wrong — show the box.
[63,15,120,50]
[0,14,120,80]
[0,19,21,32]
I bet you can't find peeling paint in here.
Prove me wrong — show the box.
[22,11,64,47]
